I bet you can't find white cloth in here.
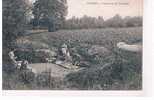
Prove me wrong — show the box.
[8,51,16,60]
[62,48,67,55]
[117,42,142,52]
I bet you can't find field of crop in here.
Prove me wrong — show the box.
[3,27,142,90]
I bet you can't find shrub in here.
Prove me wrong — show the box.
[65,49,142,90]
[18,69,35,84]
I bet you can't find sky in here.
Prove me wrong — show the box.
[29,0,143,20]
[67,0,143,19]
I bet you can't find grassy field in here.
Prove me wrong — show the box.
[24,27,142,50]
[3,27,142,90]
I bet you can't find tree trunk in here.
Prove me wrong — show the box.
[48,21,55,32]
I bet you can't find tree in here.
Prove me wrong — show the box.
[63,14,142,29]
[63,16,105,29]
[3,0,30,47]
[124,16,142,27]
[104,14,124,28]
[32,0,68,32]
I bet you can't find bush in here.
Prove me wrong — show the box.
[65,49,142,90]
[18,69,35,84]
[3,0,30,46]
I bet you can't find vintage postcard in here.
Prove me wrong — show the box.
[2,0,143,92]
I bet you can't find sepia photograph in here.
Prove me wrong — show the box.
[2,0,143,90]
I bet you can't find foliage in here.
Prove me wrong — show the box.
[66,50,142,90]
[2,0,142,90]
[23,27,142,90]
[3,27,142,90]
[63,15,142,29]
[3,0,30,46]
[32,0,68,32]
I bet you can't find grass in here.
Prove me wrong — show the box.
[3,68,67,90]
[26,27,142,49]
[3,27,142,90]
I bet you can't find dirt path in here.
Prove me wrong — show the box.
[29,63,82,78]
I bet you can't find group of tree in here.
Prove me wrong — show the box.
[32,0,67,32]
[3,0,142,48]
[3,0,68,47]
[63,15,142,29]
[3,0,32,47]
[63,16,105,29]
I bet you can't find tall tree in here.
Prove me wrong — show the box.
[32,0,68,32]
[104,14,124,28]
[3,0,30,47]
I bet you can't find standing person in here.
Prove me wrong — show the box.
[61,43,72,62]
[61,43,68,56]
